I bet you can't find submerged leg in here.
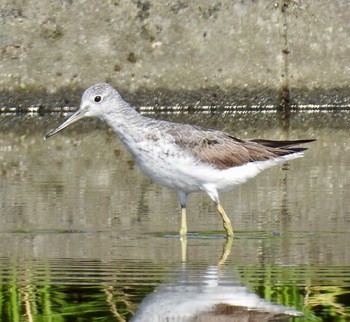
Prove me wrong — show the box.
[218,236,234,265]
[180,234,187,263]
[217,202,234,237]
[177,191,188,237]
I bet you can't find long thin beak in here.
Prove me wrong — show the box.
[45,108,87,140]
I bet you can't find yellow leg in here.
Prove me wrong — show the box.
[217,203,234,237]
[179,206,187,237]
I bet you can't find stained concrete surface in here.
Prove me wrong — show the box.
[0,1,349,109]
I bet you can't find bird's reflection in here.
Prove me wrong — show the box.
[131,237,301,321]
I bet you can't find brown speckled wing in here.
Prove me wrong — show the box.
[167,125,312,170]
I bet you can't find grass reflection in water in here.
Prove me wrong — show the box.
[0,258,349,321]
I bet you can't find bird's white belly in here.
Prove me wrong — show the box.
[134,149,206,192]
[128,139,303,194]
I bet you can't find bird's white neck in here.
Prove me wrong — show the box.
[101,103,150,150]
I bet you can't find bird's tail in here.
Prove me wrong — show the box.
[249,139,316,149]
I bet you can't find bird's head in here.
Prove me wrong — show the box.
[45,83,122,139]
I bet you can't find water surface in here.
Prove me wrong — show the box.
[0,112,349,321]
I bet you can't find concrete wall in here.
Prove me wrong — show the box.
[0,0,349,108]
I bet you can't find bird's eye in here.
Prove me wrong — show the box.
[94,95,102,103]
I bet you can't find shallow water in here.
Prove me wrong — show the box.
[0,112,349,321]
